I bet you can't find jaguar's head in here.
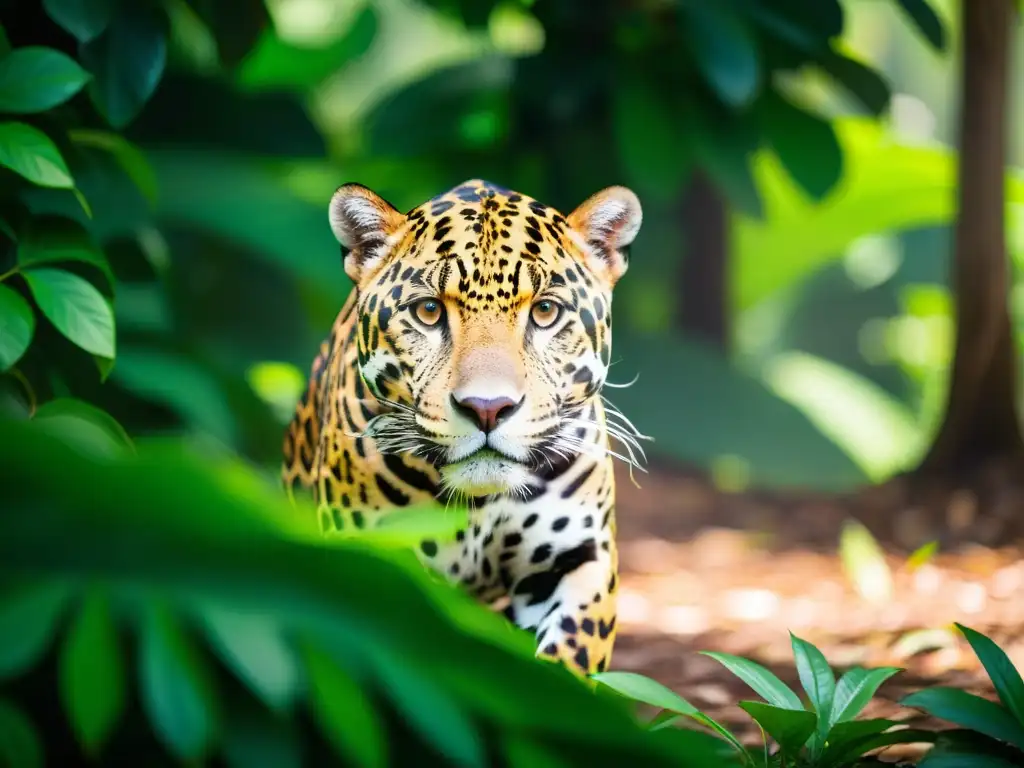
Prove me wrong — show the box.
[330,179,643,498]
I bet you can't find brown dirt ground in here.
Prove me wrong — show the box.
[609,458,1024,765]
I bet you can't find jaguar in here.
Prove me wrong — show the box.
[281,178,646,675]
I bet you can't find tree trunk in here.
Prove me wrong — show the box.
[677,170,730,351]
[916,0,1023,476]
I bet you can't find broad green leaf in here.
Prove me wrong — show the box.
[17,215,114,290]
[906,540,940,571]
[918,729,1023,768]
[0,47,91,113]
[222,703,302,768]
[593,671,700,716]
[701,651,803,710]
[694,118,764,219]
[646,709,750,761]
[955,624,1024,726]
[758,91,842,201]
[839,518,893,604]
[822,726,935,767]
[762,351,922,482]
[302,644,386,768]
[894,0,946,50]
[58,587,125,756]
[199,605,300,713]
[0,699,43,768]
[745,0,841,50]
[43,0,115,42]
[822,717,900,765]
[79,5,167,128]
[111,347,237,445]
[69,129,158,205]
[237,4,378,90]
[0,122,74,188]
[733,117,963,310]
[681,5,761,107]
[0,581,72,680]
[138,603,220,762]
[737,701,816,753]
[0,284,34,370]
[364,505,469,547]
[503,736,568,768]
[23,268,115,359]
[370,649,486,768]
[791,633,835,717]
[902,688,1024,750]
[790,633,835,754]
[32,398,133,458]
[816,48,890,117]
[831,666,901,726]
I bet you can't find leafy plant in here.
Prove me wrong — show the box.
[903,623,1024,767]
[596,633,933,767]
[0,414,737,767]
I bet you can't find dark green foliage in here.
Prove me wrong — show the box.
[904,624,1024,767]
[596,634,934,767]
[0,416,733,766]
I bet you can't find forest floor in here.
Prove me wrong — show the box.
[610,460,1024,764]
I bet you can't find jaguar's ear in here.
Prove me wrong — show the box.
[566,185,642,286]
[329,183,406,285]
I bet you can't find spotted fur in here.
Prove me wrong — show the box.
[281,179,645,676]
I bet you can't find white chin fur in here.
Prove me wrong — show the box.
[441,453,533,497]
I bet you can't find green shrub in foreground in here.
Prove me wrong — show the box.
[903,624,1024,767]
[596,633,935,767]
[0,414,732,767]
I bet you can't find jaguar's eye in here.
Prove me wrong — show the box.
[530,300,561,328]
[413,298,445,327]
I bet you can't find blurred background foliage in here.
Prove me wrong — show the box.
[1,0,1023,764]
[5,0,1020,493]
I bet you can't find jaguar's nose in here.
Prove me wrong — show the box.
[451,394,523,432]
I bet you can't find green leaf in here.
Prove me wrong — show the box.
[831,666,901,726]
[0,284,34,370]
[503,736,569,768]
[0,581,71,681]
[223,702,302,768]
[302,643,386,768]
[956,624,1024,727]
[237,4,378,90]
[43,0,115,42]
[199,605,300,713]
[894,0,946,50]
[593,671,700,716]
[0,122,74,188]
[817,49,890,116]
[839,518,893,604]
[823,726,935,767]
[701,651,803,710]
[79,5,167,128]
[681,5,761,107]
[0,699,43,768]
[32,398,133,457]
[758,91,842,200]
[17,215,114,290]
[69,129,158,206]
[790,633,835,753]
[907,540,940,571]
[370,649,486,768]
[58,586,126,756]
[902,687,1024,750]
[791,634,835,716]
[138,602,220,762]
[738,700,816,753]
[0,46,91,113]
[918,729,1024,768]
[23,268,115,359]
